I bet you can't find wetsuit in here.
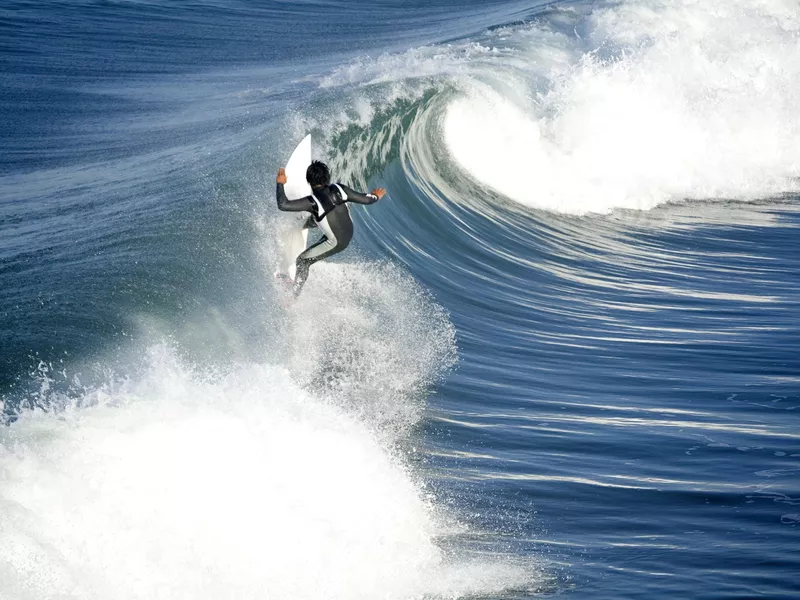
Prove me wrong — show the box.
[276,182,379,294]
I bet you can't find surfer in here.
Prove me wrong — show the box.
[276,161,386,295]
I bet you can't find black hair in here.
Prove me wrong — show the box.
[306,161,331,187]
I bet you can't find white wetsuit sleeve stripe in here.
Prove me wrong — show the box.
[334,184,348,201]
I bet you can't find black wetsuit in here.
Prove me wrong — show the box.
[276,182,378,293]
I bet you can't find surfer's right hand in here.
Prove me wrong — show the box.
[371,188,386,199]
[276,168,287,184]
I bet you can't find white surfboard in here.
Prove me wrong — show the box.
[276,134,312,280]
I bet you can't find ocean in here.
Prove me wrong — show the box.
[1,0,799,598]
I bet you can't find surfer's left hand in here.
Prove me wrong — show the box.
[276,168,287,184]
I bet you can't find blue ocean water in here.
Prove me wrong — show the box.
[1,0,799,598]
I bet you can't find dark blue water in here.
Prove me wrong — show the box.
[2,1,799,598]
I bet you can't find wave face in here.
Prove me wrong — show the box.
[2,0,800,599]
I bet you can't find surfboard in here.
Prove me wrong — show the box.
[276,134,312,282]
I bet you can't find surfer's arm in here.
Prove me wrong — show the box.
[338,184,386,205]
[275,167,315,212]
[276,183,315,212]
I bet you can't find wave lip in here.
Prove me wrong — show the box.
[442,0,800,214]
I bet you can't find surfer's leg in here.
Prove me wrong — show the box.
[294,241,332,293]
[294,231,339,295]
[293,211,353,295]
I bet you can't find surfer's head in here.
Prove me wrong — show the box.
[306,161,331,188]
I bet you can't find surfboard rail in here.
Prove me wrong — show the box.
[276,134,313,280]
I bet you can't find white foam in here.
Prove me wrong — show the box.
[285,261,457,435]
[444,0,800,214]
[0,345,530,600]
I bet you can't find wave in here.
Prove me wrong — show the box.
[310,0,800,215]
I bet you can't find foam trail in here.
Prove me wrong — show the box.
[285,261,457,436]
[0,345,531,600]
